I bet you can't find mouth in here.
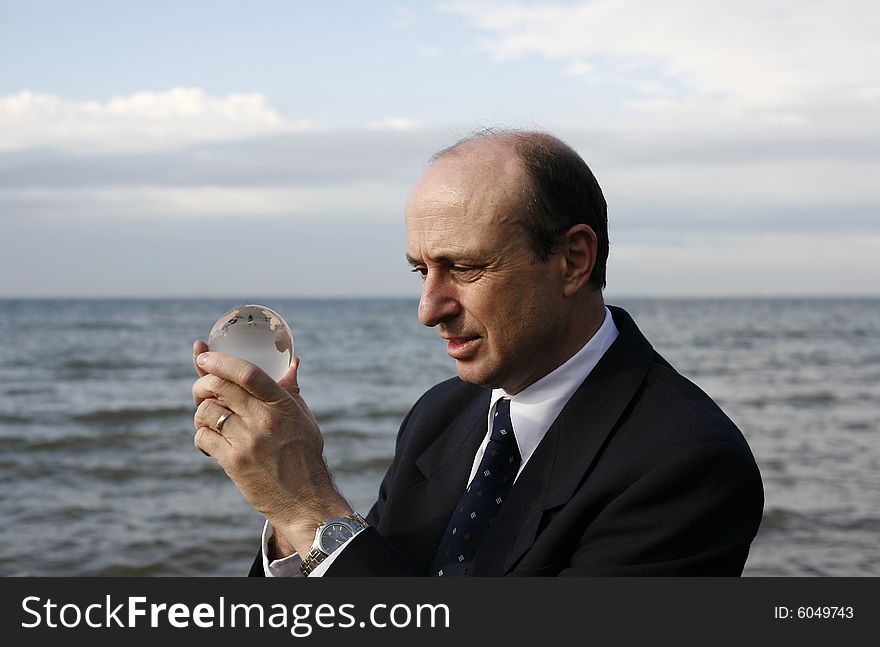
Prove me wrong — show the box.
[441,335,481,360]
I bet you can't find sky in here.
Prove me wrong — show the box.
[1,0,878,298]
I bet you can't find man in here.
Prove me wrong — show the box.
[192,130,764,576]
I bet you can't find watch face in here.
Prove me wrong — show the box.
[319,523,354,554]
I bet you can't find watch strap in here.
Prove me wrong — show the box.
[299,513,368,576]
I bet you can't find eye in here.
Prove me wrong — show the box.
[451,265,484,281]
[410,267,428,279]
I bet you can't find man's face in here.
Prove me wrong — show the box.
[405,143,569,394]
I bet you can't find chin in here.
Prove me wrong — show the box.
[454,361,502,390]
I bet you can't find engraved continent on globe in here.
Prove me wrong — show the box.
[207,305,293,381]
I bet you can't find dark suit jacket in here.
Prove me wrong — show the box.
[250,305,763,576]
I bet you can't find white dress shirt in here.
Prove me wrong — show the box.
[262,306,619,576]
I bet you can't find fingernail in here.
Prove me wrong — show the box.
[197,353,208,366]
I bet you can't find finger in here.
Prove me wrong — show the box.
[193,340,209,377]
[194,399,236,437]
[194,426,231,459]
[277,356,301,397]
[196,351,286,402]
[192,372,223,408]
[193,373,261,413]
[193,373,225,407]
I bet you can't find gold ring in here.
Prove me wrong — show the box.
[216,412,232,432]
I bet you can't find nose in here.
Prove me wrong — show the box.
[418,272,462,327]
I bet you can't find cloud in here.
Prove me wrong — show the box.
[0,88,320,153]
[610,231,880,296]
[0,129,446,225]
[365,116,425,131]
[0,129,445,189]
[390,4,416,29]
[438,0,880,249]
[443,0,880,118]
[2,125,877,234]
[417,45,444,58]
[0,182,409,219]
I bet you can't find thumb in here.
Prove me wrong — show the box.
[277,355,301,396]
[192,339,210,377]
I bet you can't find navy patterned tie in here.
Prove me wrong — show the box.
[431,398,521,576]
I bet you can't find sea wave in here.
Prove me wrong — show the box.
[72,405,193,424]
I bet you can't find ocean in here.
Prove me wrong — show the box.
[1,298,877,576]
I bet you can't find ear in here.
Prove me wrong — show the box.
[559,224,598,297]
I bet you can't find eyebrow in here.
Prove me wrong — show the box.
[406,253,480,268]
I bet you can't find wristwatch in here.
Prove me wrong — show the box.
[300,512,369,576]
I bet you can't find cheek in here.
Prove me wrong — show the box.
[483,295,535,351]
[505,286,558,345]
[465,271,553,347]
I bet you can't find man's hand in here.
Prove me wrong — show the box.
[191,340,352,559]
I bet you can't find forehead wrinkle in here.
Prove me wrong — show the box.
[406,195,525,266]
[408,187,522,242]
[408,231,490,268]
[409,237,478,266]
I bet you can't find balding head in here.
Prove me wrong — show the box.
[430,129,608,290]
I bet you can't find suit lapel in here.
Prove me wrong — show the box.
[382,388,490,571]
[475,306,657,574]
[413,388,490,481]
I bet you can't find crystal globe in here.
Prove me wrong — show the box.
[207,304,293,381]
